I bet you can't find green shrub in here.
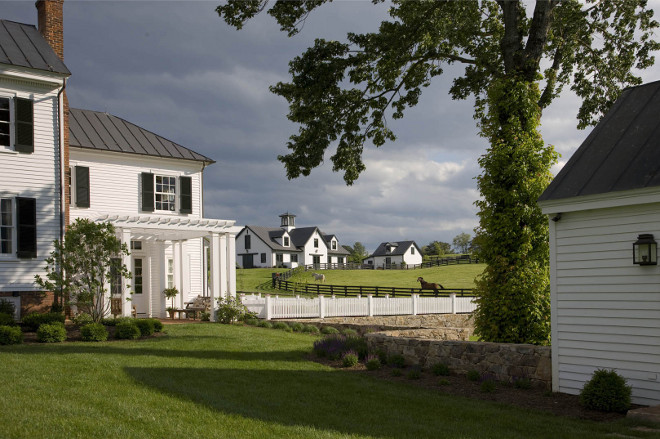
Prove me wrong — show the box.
[344,335,368,359]
[0,325,23,345]
[388,354,406,369]
[467,370,481,382]
[148,319,164,333]
[342,328,358,336]
[115,321,140,340]
[0,312,16,327]
[80,323,108,342]
[438,378,450,386]
[0,299,16,316]
[302,324,320,334]
[22,312,65,331]
[200,312,211,322]
[134,319,155,336]
[257,320,273,329]
[407,367,422,380]
[513,377,532,390]
[321,326,339,335]
[365,354,381,371]
[244,318,259,326]
[216,296,250,324]
[342,350,359,367]
[290,322,304,332]
[580,369,632,413]
[273,321,290,331]
[72,313,93,327]
[431,363,450,376]
[391,368,403,377]
[36,322,67,343]
[101,317,118,326]
[376,349,388,365]
[480,379,497,393]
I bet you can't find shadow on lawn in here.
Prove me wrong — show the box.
[124,366,454,439]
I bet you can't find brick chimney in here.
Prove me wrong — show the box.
[36,0,70,226]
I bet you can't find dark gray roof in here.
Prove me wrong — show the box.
[369,241,419,257]
[540,80,660,202]
[322,233,350,255]
[239,225,349,254]
[243,226,289,251]
[69,108,214,164]
[289,227,318,248]
[0,20,70,75]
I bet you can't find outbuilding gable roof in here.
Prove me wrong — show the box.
[242,226,289,252]
[539,80,660,202]
[69,108,214,164]
[0,19,70,75]
[369,241,419,257]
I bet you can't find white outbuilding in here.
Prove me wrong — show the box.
[538,80,660,406]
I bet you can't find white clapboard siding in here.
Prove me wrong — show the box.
[551,204,660,406]
[0,80,62,292]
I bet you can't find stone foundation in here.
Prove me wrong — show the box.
[366,333,551,388]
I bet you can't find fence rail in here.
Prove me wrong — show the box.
[240,293,476,320]
[296,256,479,272]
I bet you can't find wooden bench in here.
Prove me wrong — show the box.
[176,296,212,319]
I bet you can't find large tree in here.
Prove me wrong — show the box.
[217,0,659,343]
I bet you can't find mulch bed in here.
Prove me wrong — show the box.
[311,355,639,423]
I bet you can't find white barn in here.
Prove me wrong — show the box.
[538,80,660,406]
[363,241,423,268]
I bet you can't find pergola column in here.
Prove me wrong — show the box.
[226,232,236,298]
[210,233,221,322]
[174,240,184,309]
[120,228,132,317]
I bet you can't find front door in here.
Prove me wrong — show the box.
[132,256,148,317]
[242,254,254,268]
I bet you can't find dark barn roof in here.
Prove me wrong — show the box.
[69,108,213,164]
[540,80,660,202]
[0,20,69,75]
[369,241,419,257]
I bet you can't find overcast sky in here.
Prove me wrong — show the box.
[4,0,660,253]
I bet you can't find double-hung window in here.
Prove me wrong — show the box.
[141,173,192,214]
[0,198,13,255]
[0,197,36,259]
[0,96,33,153]
[155,175,176,212]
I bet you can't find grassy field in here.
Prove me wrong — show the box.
[237,264,485,293]
[0,323,652,439]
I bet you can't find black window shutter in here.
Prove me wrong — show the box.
[141,172,154,212]
[14,98,33,153]
[179,176,192,214]
[75,166,90,208]
[16,197,36,259]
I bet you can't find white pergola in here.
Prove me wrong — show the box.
[96,214,242,321]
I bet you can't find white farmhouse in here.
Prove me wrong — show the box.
[235,213,350,268]
[0,7,70,316]
[68,109,241,318]
[539,80,660,406]
[363,241,422,268]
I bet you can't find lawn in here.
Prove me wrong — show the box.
[0,324,653,439]
[237,264,485,294]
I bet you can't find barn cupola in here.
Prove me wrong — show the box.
[279,212,296,232]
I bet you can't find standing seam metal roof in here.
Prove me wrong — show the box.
[539,80,660,202]
[0,20,70,75]
[69,108,214,164]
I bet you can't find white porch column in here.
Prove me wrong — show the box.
[157,240,166,318]
[226,232,236,298]
[218,233,228,299]
[120,228,132,317]
[174,240,184,309]
[210,233,221,322]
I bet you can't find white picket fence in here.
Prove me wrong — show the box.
[240,293,476,320]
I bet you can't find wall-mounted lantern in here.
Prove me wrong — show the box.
[633,234,657,265]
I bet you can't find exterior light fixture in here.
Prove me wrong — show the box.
[633,234,657,265]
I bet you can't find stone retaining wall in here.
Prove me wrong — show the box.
[366,332,551,388]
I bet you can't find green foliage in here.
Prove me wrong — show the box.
[244,318,259,326]
[80,323,109,342]
[100,317,119,326]
[0,325,23,345]
[149,319,164,333]
[438,378,450,386]
[162,287,179,309]
[0,313,16,327]
[348,242,369,264]
[388,354,406,369]
[134,319,156,337]
[452,233,472,254]
[216,296,250,324]
[200,312,211,322]
[21,312,65,332]
[34,218,130,323]
[391,368,403,377]
[341,350,359,368]
[422,241,452,257]
[257,320,273,329]
[36,322,67,343]
[273,321,292,332]
[473,79,555,345]
[72,313,94,327]
[365,355,381,371]
[480,379,497,394]
[580,369,632,413]
[321,326,339,335]
[431,363,450,376]
[341,328,358,336]
[467,370,481,382]
[514,377,532,390]
[115,321,140,340]
[0,299,16,316]
[407,367,422,380]
[302,324,319,334]
[290,322,304,332]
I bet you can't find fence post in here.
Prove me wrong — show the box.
[265,294,272,320]
[450,292,456,314]
[367,294,374,317]
[412,294,418,316]
[319,295,325,319]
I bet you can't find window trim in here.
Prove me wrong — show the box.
[154,174,177,213]
[0,95,33,154]
[283,236,290,247]
[0,197,15,259]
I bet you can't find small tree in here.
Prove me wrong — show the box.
[162,287,179,318]
[452,233,472,255]
[348,242,369,264]
[35,218,131,323]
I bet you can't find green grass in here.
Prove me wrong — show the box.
[237,264,485,294]
[0,324,653,439]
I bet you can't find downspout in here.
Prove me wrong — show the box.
[56,77,66,310]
